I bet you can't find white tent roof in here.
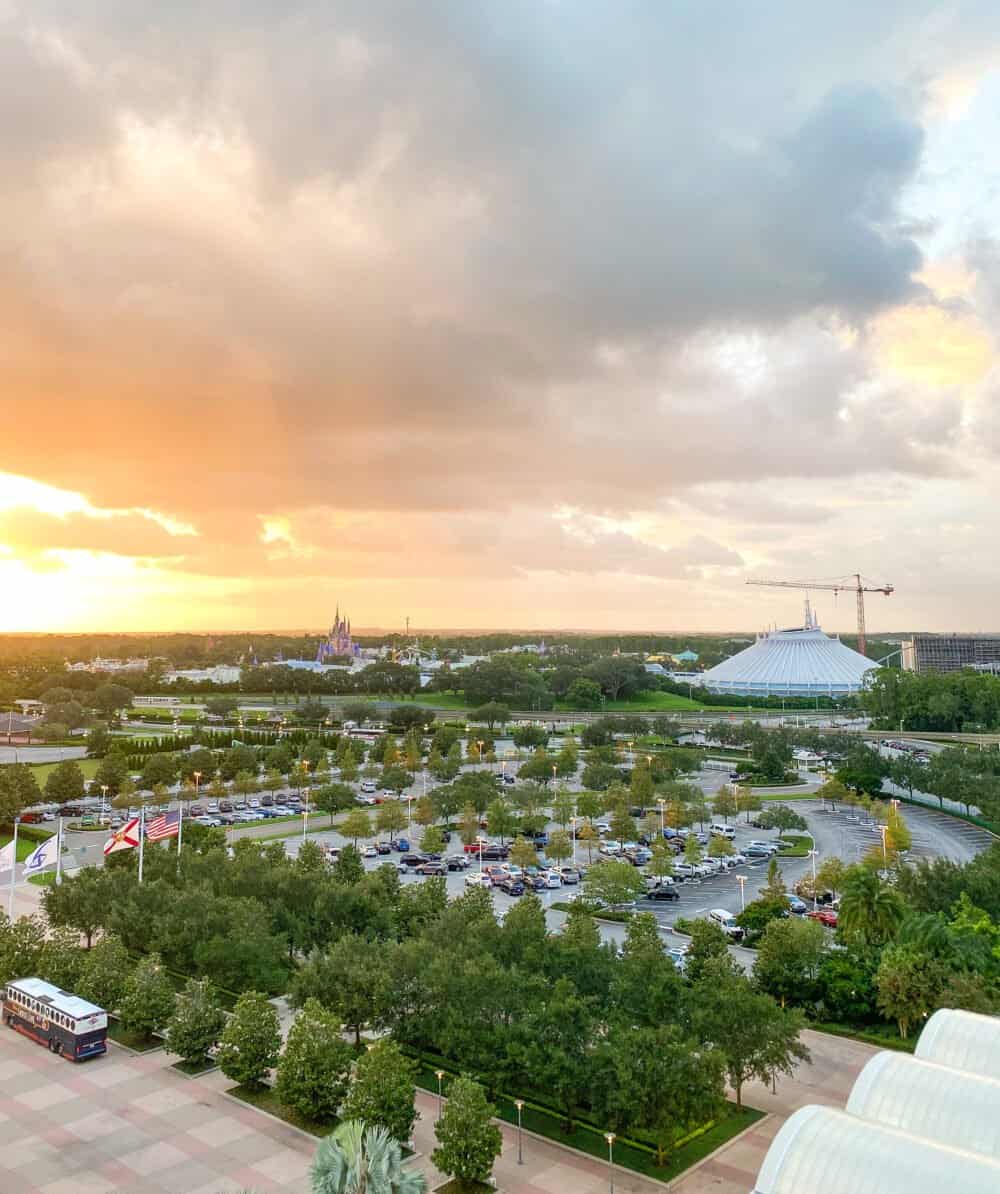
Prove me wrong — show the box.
[754,1105,1000,1194]
[847,1051,1000,1161]
[700,623,876,696]
[915,1008,1000,1080]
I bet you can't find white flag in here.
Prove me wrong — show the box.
[23,836,58,875]
[0,839,15,874]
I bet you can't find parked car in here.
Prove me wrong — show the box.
[465,871,492,888]
[361,845,378,858]
[464,839,487,854]
[807,907,839,928]
[376,842,392,855]
[672,863,697,880]
[788,895,808,915]
[446,855,470,871]
[394,837,411,853]
[399,854,427,868]
[559,867,581,885]
[667,947,688,970]
[745,845,772,858]
[540,870,562,888]
[708,908,745,941]
[416,861,446,876]
[481,845,509,861]
[747,840,780,854]
[645,884,680,901]
[499,878,526,896]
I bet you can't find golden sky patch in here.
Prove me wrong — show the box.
[872,305,993,388]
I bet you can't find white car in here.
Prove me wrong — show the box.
[748,840,780,854]
[541,871,562,889]
[361,845,378,858]
[272,805,293,816]
[465,871,492,888]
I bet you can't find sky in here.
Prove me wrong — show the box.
[3,2,1000,635]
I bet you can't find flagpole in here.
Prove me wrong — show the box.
[138,804,145,884]
[55,817,63,885]
[7,819,18,919]
[177,797,183,860]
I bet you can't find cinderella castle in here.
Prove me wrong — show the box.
[315,607,361,662]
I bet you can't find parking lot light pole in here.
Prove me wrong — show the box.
[657,798,666,836]
[570,816,577,865]
[807,848,818,910]
[605,1132,616,1194]
[435,1070,445,1120]
[514,1099,524,1163]
[100,784,109,822]
[736,873,747,911]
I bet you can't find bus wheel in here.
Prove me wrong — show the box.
[51,1041,62,1056]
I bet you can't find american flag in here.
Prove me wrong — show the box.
[146,811,180,841]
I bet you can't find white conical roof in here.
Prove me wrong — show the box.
[701,622,876,696]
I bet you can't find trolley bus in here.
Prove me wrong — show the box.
[3,977,108,1061]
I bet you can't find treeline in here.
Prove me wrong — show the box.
[863,668,1000,731]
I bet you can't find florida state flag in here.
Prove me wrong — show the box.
[104,818,141,856]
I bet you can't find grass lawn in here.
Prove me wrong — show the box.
[27,758,101,784]
[227,1083,339,1138]
[107,1020,163,1053]
[778,833,813,857]
[28,872,56,887]
[811,1022,915,1053]
[171,1056,218,1076]
[0,833,52,861]
[409,1057,762,1183]
[758,790,816,801]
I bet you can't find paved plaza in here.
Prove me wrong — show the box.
[0,1024,879,1193]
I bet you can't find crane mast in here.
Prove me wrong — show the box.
[746,573,894,656]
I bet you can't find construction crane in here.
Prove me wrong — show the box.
[746,574,894,656]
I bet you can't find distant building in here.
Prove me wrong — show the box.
[66,657,149,673]
[901,634,1000,674]
[671,649,699,664]
[163,665,242,685]
[316,607,360,662]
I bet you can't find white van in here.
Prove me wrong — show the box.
[360,779,377,794]
[708,908,744,940]
[710,822,736,840]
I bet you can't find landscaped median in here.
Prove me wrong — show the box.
[227,1084,339,1139]
[403,1050,763,1184]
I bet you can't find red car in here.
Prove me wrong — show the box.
[807,908,838,928]
[463,841,485,854]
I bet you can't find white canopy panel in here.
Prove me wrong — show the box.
[700,624,876,697]
[915,1008,1000,1080]
[754,1106,1000,1194]
[847,1051,1000,1161]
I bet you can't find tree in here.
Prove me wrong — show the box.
[85,727,112,758]
[205,695,240,718]
[376,799,408,842]
[712,786,738,824]
[76,934,130,1011]
[607,800,636,848]
[44,760,86,805]
[342,700,378,726]
[736,786,762,822]
[683,920,732,983]
[43,867,112,948]
[310,1121,427,1194]
[839,868,905,947]
[468,702,511,730]
[340,809,372,848]
[753,917,828,1008]
[566,677,603,709]
[275,998,353,1123]
[341,1040,419,1144]
[580,761,623,791]
[756,805,807,834]
[420,825,445,855]
[876,943,947,1039]
[576,822,598,862]
[431,1075,503,1188]
[601,1025,725,1165]
[331,844,365,886]
[381,766,413,796]
[708,835,735,861]
[512,724,548,749]
[118,954,176,1039]
[164,978,227,1067]
[217,990,281,1088]
[485,799,515,845]
[0,765,40,823]
[815,856,848,898]
[696,965,810,1106]
[141,752,179,790]
[509,835,537,872]
[413,795,435,828]
[546,829,573,866]
[315,783,358,825]
[648,841,674,880]
[683,833,703,866]
[583,860,644,909]
[816,777,852,811]
[761,857,787,903]
[90,750,130,798]
[293,936,388,1046]
[0,913,45,988]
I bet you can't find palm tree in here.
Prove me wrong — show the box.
[839,868,905,946]
[311,1122,427,1194]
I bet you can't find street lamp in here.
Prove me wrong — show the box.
[807,848,818,910]
[435,1070,445,1119]
[477,739,485,767]
[880,824,888,864]
[605,1132,616,1194]
[736,873,747,911]
[551,764,557,787]
[514,1099,524,1164]
[570,816,577,865]
[657,798,666,837]
[100,784,109,821]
